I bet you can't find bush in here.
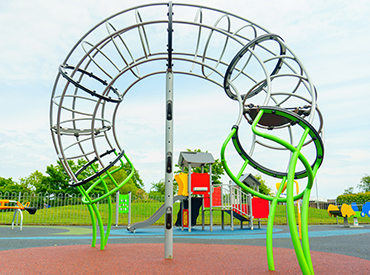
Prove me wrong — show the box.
[336,192,370,205]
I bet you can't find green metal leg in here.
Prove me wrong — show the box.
[301,188,314,274]
[87,203,97,248]
[266,198,277,271]
[286,152,311,275]
[266,176,286,271]
[91,203,106,250]
[105,195,113,247]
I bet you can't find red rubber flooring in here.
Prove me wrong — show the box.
[1,243,369,274]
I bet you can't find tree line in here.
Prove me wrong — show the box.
[342,174,370,195]
[0,149,272,197]
[0,159,144,196]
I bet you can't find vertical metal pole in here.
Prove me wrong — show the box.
[230,185,234,231]
[209,163,213,231]
[128,191,131,226]
[188,163,192,232]
[164,1,174,260]
[202,196,205,230]
[115,191,119,226]
[201,165,204,231]
[249,193,253,230]
[164,70,174,259]
[315,177,320,209]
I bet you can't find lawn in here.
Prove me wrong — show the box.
[1,199,369,227]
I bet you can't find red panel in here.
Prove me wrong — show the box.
[212,187,222,207]
[252,197,269,219]
[191,173,210,195]
[203,187,221,208]
[204,197,210,208]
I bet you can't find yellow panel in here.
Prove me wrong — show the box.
[341,203,356,218]
[179,173,189,196]
[175,174,183,196]
[175,172,188,196]
[327,204,339,217]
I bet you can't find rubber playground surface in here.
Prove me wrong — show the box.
[1,224,370,274]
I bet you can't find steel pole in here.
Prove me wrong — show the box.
[164,1,174,260]
[164,70,174,259]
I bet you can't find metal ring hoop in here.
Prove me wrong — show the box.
[232,106,324,179]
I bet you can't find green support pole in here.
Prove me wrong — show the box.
[286,151,311,274]
[301,188,314,274]
[78,185,98,248]
[91,202,106,250]
[104,186,112,247]
[221,107,323,275]
[266,176,286,271]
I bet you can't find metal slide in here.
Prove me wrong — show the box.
[127,195,187,233]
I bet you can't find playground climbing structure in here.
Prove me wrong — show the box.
[49,2,324,274]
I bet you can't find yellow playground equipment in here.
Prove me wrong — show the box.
[327,203,362,227]
[175,172,189,197]
[276,180,302,240]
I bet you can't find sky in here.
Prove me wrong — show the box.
[0,0,369,200]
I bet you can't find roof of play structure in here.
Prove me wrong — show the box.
[239,173,261,187]
[177,151,215,168]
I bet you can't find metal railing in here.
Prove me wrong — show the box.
[1,192,369,227]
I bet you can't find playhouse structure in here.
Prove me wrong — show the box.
[175,151,269,231]
[127,151,270,233]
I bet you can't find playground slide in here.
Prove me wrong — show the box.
[127,195,187,233]
[224,209,250,223]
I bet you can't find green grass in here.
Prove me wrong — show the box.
[1,201,370,226]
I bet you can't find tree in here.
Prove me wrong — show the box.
[0,176,32,194]
[18,171,45,192]
[102,165,142,195]
[34,159,97,195]
[253,174,271,196]
[149,179,166,196]
[122,162,144,189]
[358,174,370,193]
[343,186,355,195]
[174,149,225,185]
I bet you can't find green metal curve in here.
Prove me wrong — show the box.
[221,128,303,202]
[91,201,106,250]
[286,149,311,274]
[81,152,135,204]
[266,176,286,271]
[74,152,135,250]
[78,188,97,248]
[253,110,316,274]
[221,107,323,275]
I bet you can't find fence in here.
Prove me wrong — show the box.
[1,192,369,227]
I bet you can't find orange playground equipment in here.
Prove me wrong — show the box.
[0,200,37,231]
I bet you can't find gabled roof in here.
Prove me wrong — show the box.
[239,173,261,187]
[178,151,215,168]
